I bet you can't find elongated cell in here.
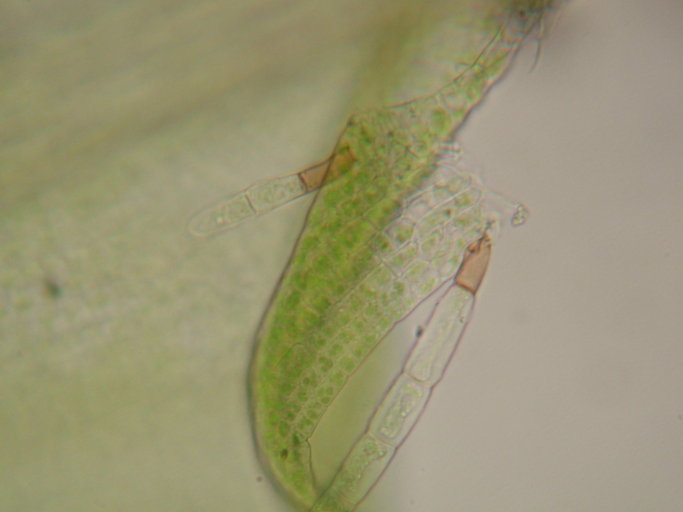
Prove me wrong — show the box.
[187,160,329,237]
[310,234,491,512]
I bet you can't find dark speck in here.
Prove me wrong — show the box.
[43,277,62,299]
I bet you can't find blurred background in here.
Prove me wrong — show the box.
[1,1,682,511]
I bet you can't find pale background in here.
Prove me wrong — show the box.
[1,1,682,512]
